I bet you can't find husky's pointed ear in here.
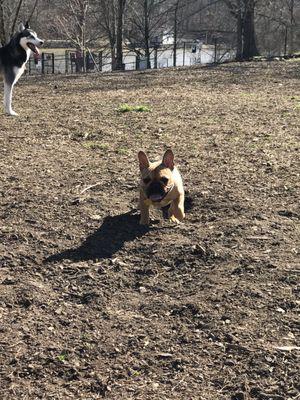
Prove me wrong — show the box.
[162,149,175,170]
[18,22,25,32]
[25,21,30,29]
[138,151,150,171]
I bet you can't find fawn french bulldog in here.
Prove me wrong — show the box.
[138,149,185,225]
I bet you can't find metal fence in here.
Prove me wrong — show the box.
[26,45,235,76]
[28,50,103,75]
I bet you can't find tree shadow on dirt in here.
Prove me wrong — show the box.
[45,211,149,263]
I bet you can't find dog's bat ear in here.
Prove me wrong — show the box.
[18,22,25,32]
[138,151,149,171]
[25,21,30,29]
[163,149,175,170]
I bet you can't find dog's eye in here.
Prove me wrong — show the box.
[160,177,168,185]
[143,177,151,184]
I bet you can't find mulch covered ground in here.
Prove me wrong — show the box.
[0,60,299,399]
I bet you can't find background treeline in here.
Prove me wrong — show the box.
[0,0,299,67]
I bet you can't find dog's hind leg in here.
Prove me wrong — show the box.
[4,80,18,116]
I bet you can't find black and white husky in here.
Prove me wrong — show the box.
[0,22,44,116]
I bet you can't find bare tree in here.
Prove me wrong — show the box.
[94,0,127,70]
[27,0,39,23]
[0,0,25,44]
[10,0,24,37]
[223,0,260,59]
[1,0,299,62]
[96,0,117,69]
[125,0,170,68]
[287,0,295,53]
[169,0,224,66]
[172,0,182,66]
[0,0,41,45]
[56,0,90,71]
[255,0,300,56]
[243,0,259,58]
[116,0,127,69]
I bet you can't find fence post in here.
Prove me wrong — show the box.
[52,53,55,74]
[183,42,186,66]
[284,26,288,56]
[65,50,69,74]
[98,51,103,71]
[154,48,158,69]
[214,37,218,63]
[136,55,140,70]
[41,52,45,74]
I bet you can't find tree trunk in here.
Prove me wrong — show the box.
[109,30,116,70]
[154,47,158,69]
[235,5,243,61]
[116,0,126,70]
[111,46,116,70]
[242,0,259,59]
[144,0,151,69]
[82,18,86,72]
[99,0,117,71]
[289,0,295,55]
[0,0,6,45]
[173,1,179,67]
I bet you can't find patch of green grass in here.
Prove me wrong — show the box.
[115,147,129,155]
[58,353,67,362]
[82,142,109,150]
[118,104,151,113]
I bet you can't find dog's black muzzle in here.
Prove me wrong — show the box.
[146,181,166,202]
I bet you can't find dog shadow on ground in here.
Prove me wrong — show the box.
[45,210,149,263]
[45,194,194,264]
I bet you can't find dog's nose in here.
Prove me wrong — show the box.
[40,40,44,46]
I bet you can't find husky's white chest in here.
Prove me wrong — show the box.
[13,49,30,83]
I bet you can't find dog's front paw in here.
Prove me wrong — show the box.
[169,215,181,224]
[6,110,18,117]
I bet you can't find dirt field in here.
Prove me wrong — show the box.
[0,61,299,400]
